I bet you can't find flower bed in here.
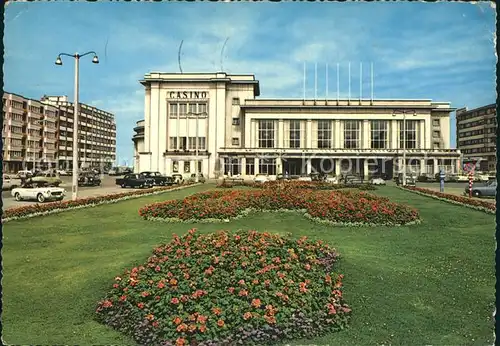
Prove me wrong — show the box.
[401,186,495,214]
[216,180,377,191]
[2,184,196,223]
[139,185,420,226]
[95,229,351,346]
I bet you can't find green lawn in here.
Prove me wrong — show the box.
[2,184,495,345]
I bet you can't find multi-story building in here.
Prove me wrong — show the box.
[456,104,496,172]
[132,72,461,179]
[1,92,117,173]
[41,95,117,170]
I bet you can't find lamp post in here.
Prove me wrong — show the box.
[55,51,99,200]
[392,109,417,186]
[187,111,208,182]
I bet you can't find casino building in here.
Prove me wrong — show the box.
[132,72,461,179]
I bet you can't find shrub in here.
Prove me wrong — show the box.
[2,184,195,222]
[219,180,378,191]
[402,186,495,214]
[139,185,420,226]
[95,229,351,346]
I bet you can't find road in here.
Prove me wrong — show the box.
[2,175,130,210]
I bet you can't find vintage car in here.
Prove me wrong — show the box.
[395,174,416,186]
[465,180,497,198]
[3,174,23,190]
[141,171,174,186]
[188,173,206,183]
[78,172,102,187]
[29,172,62,187]
[172,173,184,184]
[344,174,363,185]
[56,169,71,176]
[297,175,313,182]
[12,185,66,203]
[370,177,386,185]
[115,173,154,189]
[253,174,269,184]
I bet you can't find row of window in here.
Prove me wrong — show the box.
[257,120,420,150]
[169,136,207,151]
[457,107,495,119]
[457,118,497,129]
[459,138,496,146]
[169,102,208,118]
[462,147,496,154]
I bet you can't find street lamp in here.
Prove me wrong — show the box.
[55,51,99,200]
[392,109,416,186]
[187,111,208,183]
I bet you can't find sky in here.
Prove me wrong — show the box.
[4,1,496,165]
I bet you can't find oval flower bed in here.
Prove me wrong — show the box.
[2,183,196,223]
[139,185,420,226]
[401,186,495,214]
[95,229,351,346]
[216,180,377,191]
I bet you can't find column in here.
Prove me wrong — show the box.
[420,158,426,175]
[363,159,369,180]
[276,157,282,175]
[362,120,370,149]
[419,120,426,150]
[334,158,341,176]
[254,157,259,175]
[278,119,284,148]
[456,159,461,174]
[190,160,196,173]
[334,120,340,148]
[306,159,312,174]
[338,120,344,148]
[306,120,312,148]
[241,157,246,176]
[433,158,439,175]
[425,116,432,150]
[391,120,398,149]
[244,116,252,147]
[178,161,185,175]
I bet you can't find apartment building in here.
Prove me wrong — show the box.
[2,92,117,173]
[133,72,461,179]
[41,95,117,170]
[456,104,497,172]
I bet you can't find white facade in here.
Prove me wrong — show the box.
[133,72,461,179]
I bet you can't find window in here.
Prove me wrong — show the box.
[169,137,177,150]
[179,103,187,117]
[198,103,207,115]
[258,120,275,148]
[232,98,240,106]
[184,161,190,173]
[370,120,388,149]
[188,137,197,150]
[232,137,240,146]
[433,131,440,138]
[287,120,301,149]
[188,103,197,115]
[198,137,206,150]
[317,120,332,149]
[344,120,360,149]
[246,158,255,175]
[432,119,440,126]
[232,118,240,126]
[179,137,187,150]
[224,158,241,175]
[259,158,276,175]
[169,103,178,118]
[399,120,418,149]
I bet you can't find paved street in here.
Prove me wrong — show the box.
[2,175,128,210]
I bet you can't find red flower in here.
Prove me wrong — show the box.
[137,302,145,309]
[217,319,225,327]
[171,297,180,304]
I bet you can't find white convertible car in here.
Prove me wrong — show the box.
[11,186,66,203]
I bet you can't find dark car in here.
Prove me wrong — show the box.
[343,174,363,185]
[395,173,416,186]
[140,171,174,186]
[78,172,101,187]
[115,173,154,189]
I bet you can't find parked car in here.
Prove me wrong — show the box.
[254,174,269,184]
[3,174,23,190]
[456,174,469,182]
[298,176,312,182]
[188,173,206,183]
[370,177,386,185]
[115,173,154,189]
[78,172,102,187]
[12,185,66,203]
[465,180,497,197]
[172,174,184,184]
[108,168,121,176]
[56,169,71,176]
[344,174,363,185]
[141,171,174,186]
[29,172,62,187]
[325,175,339,184]
[17,170,33,179]
[395,174,416,186]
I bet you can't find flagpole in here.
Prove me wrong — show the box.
[303,61,306,101]
[371,62,374,103]
[348,62,351,103]
[336,63,339,103]
[314,62,318,100]
[360,62,363,102]
[326,63,328,100]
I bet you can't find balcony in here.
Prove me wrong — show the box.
[8,118,24,126]
[9,131,24,139]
